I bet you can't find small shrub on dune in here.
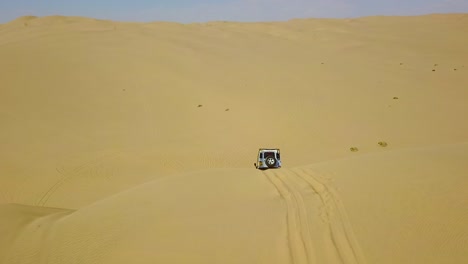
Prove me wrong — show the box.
[350,147,359,152]
[378,141,388,147]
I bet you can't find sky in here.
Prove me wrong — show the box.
[1,0,468,23]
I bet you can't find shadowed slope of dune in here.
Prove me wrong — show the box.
[0,204,73,264]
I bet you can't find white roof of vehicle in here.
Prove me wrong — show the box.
[259,148,280,151]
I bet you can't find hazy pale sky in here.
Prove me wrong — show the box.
[1,0,468,23]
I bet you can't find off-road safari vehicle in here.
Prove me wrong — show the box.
[254,148,282,170]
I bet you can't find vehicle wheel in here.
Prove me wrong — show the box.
[265,156,276,168]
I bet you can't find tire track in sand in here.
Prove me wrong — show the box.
[36,153,119,207]
[265,168,367,264]
[264,170,316,264]
[291,167,367,264]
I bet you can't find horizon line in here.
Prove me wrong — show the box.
[2,12,468,25]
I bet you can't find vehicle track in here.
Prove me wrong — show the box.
[293,167,366,264]
[36,154,118,207]
[264,168,366,264]
[265,170,315,264]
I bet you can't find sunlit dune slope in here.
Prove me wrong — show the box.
[305,142,468,264]
[1,170,289,264]
[1,14,467,209]
[1,144,466,264]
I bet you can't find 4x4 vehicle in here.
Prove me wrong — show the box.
[254,148,282,170]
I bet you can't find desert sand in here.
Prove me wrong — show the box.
[0,14,467,264]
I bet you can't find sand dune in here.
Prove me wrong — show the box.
[305,143,468,264]
[2,145,466,263]
[0,14,467,264]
